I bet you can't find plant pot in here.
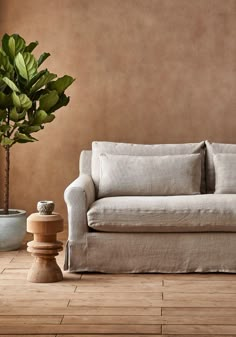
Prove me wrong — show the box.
[0,209,27,251]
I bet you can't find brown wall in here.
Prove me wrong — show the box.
[0,0,236,219]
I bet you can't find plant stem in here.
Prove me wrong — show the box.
[3,146,10,214]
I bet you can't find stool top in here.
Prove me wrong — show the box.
[27,212,63,222]
[27,212,63,234]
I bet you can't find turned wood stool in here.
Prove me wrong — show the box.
[27,212,64,283]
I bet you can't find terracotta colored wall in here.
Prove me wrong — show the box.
[0,0,236,218]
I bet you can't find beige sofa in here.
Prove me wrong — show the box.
[64,141,236,273]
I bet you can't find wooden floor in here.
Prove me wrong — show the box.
[1,231,236,336]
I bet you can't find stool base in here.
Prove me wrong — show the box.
[27,257,63,283]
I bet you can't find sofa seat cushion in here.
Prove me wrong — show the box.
[87,195,236,233]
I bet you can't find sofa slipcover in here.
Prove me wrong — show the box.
[88,195,236,233]
[64,144,236,273]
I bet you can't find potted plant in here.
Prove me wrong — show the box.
[0,33,74,251]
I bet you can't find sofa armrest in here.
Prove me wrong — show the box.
[64,174,95,240]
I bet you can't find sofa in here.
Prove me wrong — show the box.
[64,140,236,273]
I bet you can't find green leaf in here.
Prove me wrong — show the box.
[33,110,48,124]
[0,92,11,108]
[0,48,6,56]
[3,34,26,62]
[12,92,32,110]
[27,125,42,132]
[0,76,7,92]
[0,125,10,132]
[9,107,26,122]
[14,132,37,143]
[2,77,20,92]
[31,71,57,93]
[47,75,75,95]
[1,34,10,57]
[20,125,42,133]
[15,52,37,81]
[49,93,70,113]
[1,137,14,146]
[39,90,59,112]
[8,36,16,59]
[43,114,55,123]
[17,109,26,121]
[0,53,13,73]
[25,41,38,52]
[38,52,50,67]
[11,91,20,107]
[0,109,7,120]
[8,34,25,58]
[28,69,47,87]
[9,106,18,122]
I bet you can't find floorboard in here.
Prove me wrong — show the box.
[0,230,236,335]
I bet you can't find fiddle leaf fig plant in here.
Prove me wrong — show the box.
[0,33,75,214]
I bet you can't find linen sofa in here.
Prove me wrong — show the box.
[64,140,236,273]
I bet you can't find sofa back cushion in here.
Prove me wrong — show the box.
[214,154,236,194]
[92,141,205,194]
[98,153,201,198]
[206,141,236,193]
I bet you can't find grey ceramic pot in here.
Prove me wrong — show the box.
[0,209,26,251]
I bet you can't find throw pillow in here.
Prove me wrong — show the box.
[98,153,201,198]
[92,141,205,194]
[214,153,236,193]
[206,141,236,193]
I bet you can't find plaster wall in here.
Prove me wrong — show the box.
[0,0,236,218]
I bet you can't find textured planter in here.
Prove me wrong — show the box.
[37,201,55,215]
[0,210,27,251]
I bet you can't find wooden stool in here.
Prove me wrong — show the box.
[27,213,64,283]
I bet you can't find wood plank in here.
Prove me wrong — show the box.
[164,280,236,293]
[0,315,62,324]
[6,262,32,268]
[0,300,69,307]
[0,291,162,300]
[164,292,236,301]
[70,297,236,308]
[69,298,161,307]
[163,307,236,316]
[62,315,161,324]
[0,306,161,316]
[0,335,55,337]
[160,334,236,337]
[0,271,81,281]
[76,285,162,292]
[71,291,162,299]
[2,268,28,274]
[0,324,161,334]
[163,316,236,324]
[62,314,236,325]
[163,324,236,334]
[0,252,18,257]
[0,285,77,294]
[162,274,236,281]
[57,335,161,337]
[81,274,164,283]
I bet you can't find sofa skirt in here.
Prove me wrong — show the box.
[64,232,236,273]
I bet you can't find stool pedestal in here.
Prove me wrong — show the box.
[27,213,63,283]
